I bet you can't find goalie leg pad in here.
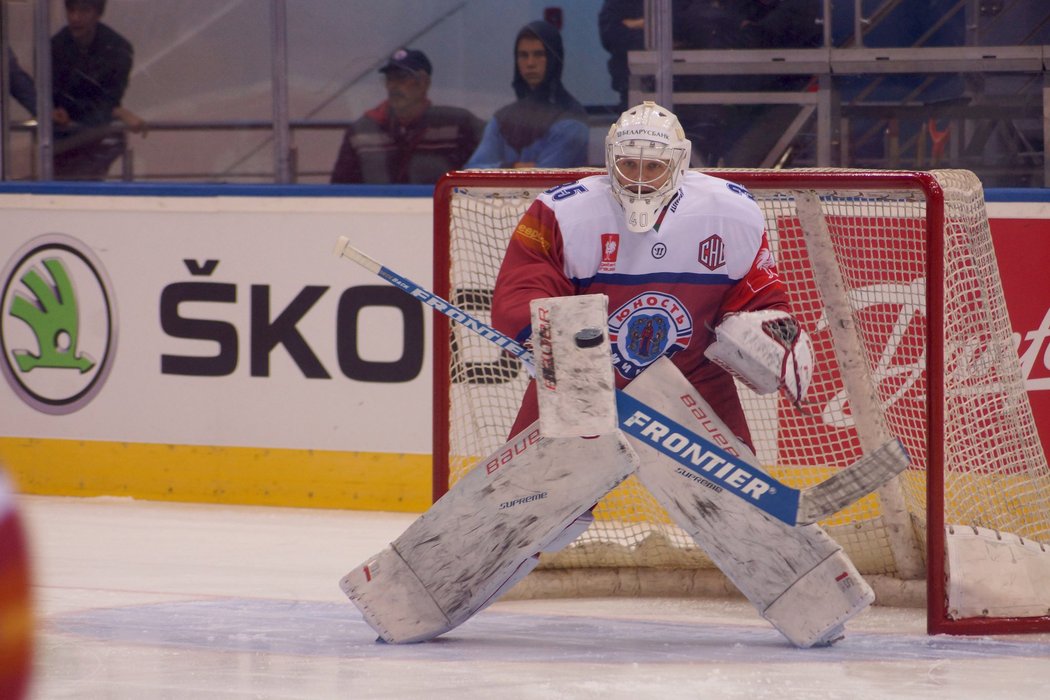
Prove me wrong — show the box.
[542,509,595,552]
[339,546,451,644]
[762,549,874,647]
[472,554,542,617]
[626,358,873,647]
[341,422,638,643]
[466,509,596,620]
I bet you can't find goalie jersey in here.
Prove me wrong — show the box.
[492,170,790,447]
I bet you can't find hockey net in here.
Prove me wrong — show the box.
[432,168,1050,635]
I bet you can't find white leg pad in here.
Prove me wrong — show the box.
[339,546,451,644]
[471,511,595,618]
[542,510,595,552]
[341,422,638,643]
[472,554,542,617]
[762,550,874,647]
[626,358,874,647]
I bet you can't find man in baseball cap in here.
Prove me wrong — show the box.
[379,48,433,77]
[331,48,481,184]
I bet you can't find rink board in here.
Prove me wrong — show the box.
[0,187,432,510]
[0,184,1046,511]
[0,437,428,511]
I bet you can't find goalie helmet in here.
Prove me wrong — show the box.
[605,101,691,233]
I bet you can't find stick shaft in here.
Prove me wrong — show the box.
[335,236,535,373]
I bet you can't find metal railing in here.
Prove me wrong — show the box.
[628,44,1049,184]
[7,118,353,182]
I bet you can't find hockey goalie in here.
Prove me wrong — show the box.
[340,102,883,648]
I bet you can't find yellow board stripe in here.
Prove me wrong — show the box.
[0,437,429,513]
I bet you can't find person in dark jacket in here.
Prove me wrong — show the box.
[598,0,645,111]
[465,19,589,169]
[7,49,36,114]
[51,0,146,180]
[599,0,822,166]
[330,48,483,184]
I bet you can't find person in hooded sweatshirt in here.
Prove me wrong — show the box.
[465,19,589,169]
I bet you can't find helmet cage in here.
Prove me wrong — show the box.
[606,139,687,233]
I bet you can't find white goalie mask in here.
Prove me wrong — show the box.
[605,101,691,233]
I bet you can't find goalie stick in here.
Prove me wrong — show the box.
[333,236,909,526]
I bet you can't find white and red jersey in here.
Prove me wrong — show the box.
[492,170,790,446]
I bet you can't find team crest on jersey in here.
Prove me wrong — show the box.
[608,292,693,379]
[599,233,620,272]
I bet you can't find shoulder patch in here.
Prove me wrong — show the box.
[725,181,755,201]
[512,212,552,255]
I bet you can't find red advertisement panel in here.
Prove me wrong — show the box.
[989,218,1050,458]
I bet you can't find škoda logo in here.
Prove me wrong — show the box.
[1,234,118,414]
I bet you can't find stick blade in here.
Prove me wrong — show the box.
[333,237,382,274]
[333,235,351,258]
[796,439,910,525]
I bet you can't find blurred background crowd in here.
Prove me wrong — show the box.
[1,0,1047,187]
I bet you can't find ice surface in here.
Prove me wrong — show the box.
[20,496,1050,699]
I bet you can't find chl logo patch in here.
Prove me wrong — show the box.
[608,292,693,379]
[599,233,620,272]
[698,235,725,271]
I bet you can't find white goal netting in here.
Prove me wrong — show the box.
[435,168,1050,609]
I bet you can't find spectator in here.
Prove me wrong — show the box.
[598,0,644,111]
[599,1,822,166]
[598,1,745,112]
[7,49,36,115]
[465,19,588,169]
[330,48,483,184]
[51,0,146,180]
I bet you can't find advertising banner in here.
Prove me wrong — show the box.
[0,194,433,453]
[987,201,1050,458]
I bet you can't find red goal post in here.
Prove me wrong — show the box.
[432,168,1050,636]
